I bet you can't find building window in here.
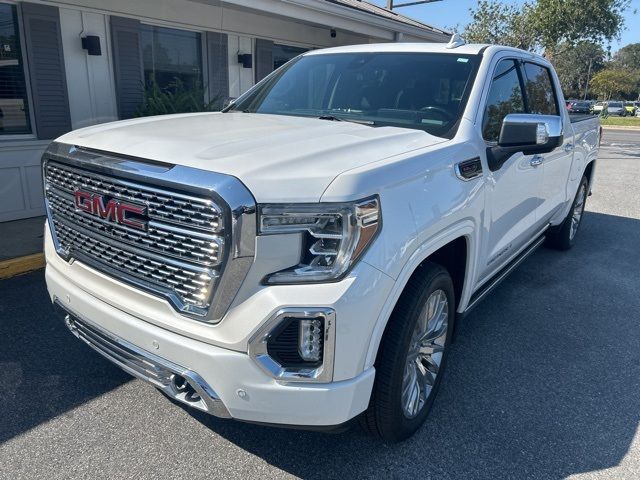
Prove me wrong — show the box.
[0,3,31,135]
[140,24,203,92]
[273,44,307,70]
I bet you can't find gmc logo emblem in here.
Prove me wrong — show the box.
[74,190,148,231]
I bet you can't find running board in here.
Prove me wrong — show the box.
[463,234,546,315]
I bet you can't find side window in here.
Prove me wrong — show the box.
[0,4,32,135]
[482,59,525,143]
[522,62,558,115]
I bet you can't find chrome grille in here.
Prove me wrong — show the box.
[46,161,222,231]
[46,188,222,267]
[43,155,228,318]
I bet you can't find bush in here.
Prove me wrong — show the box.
[135,77,221,117]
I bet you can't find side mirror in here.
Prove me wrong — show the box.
[487,114,563,171]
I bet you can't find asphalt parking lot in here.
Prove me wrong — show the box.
[1,129,639,480]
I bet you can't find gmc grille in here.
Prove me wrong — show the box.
[42,144,255,321]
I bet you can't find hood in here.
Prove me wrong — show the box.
[57,112,446,202]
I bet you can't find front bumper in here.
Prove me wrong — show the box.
[46,262,376,426]
[56,301,231,418]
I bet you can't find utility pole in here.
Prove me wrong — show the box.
[386,0,443,9]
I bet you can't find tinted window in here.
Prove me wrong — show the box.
[0,3,32,135]
[482,59,525,142]
[229,52,480,138]
[522,62,558,115]
[273,44,307,70]
[141,25,202,92]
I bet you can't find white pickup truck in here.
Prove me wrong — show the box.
[43,41,600,442]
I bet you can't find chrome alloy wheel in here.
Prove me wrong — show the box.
[401,289,449,419]
[570,183,587,241]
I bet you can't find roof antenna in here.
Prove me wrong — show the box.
[446,33,465,49]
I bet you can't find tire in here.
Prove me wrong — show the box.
[546,175,589,251]
[360,262,455,443]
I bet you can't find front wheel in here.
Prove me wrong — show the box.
[546,175,589,250]
[360,262,454,442]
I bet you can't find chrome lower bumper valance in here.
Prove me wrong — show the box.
[54,300,231,418]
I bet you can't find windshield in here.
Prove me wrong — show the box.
[227,52,481,138]
[609,102,622,107]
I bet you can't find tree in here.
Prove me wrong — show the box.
[612,43,640,70]
[530,0,631,57]
[463,0,630,57]
[463,0,537,51]
[552,42,606,99]
[589,68,636,99]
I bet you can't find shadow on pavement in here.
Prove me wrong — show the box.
[0,271,131,443]
[1,209,639,478]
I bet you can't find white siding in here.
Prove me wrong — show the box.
[60,8,117,129]
[228,34,254,99]
[0,141,49,222]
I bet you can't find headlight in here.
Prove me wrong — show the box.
[259,197,380,283]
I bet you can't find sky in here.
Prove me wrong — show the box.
[369,0,640,52]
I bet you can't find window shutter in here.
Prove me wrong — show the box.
[110,16,143,119]
[255,38,274,83]
[206,32,228,110]
[21,2,71,139]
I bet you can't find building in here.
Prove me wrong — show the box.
[0,0,448,223]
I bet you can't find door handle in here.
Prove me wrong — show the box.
[564,143,574,153]
[530,155,544,167]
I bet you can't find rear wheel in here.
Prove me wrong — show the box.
[546,175,589,250]
[360,262,454,442]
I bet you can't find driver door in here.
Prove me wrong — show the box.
[477,58,544,284]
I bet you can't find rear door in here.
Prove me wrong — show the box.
[477,58,544,283]
[521,62,574,224]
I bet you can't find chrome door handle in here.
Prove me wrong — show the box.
[530,155,544,167]
[564,143,574,153]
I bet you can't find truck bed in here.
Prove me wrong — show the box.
[569,113,597,123]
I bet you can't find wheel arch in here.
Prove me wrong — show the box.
[583,158,596,193]
[364,222,477,370]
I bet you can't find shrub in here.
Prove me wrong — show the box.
[135,77,221,117]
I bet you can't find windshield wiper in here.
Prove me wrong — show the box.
[318,115,375,126]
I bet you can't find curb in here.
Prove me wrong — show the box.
[0,253,45,279]
[601,125,640,131]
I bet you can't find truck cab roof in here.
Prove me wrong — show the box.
[303,42,548,63]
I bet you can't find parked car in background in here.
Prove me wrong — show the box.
[567,101,592,114]
[592,101,606,115]
[607,101,626,116]
[624,102,637,116]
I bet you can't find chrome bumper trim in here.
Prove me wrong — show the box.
[55,300,231,418]
[248,308,336,383]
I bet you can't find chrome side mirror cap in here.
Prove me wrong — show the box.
[500,113,563,146]
[488,114,564,171]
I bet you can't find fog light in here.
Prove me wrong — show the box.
[299,318,323,362]
[249,308,335,382]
